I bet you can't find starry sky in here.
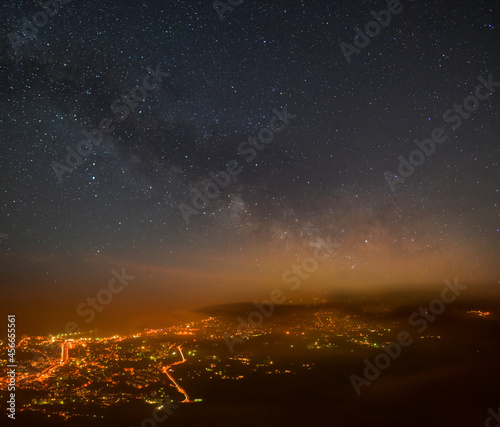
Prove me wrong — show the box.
[0,0,498,335]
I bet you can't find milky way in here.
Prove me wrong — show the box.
[0,0,498,334]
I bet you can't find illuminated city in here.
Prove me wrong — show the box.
[1,0,499,426]
[2,298,500,425]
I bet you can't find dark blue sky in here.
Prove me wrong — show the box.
[0,0,498,334]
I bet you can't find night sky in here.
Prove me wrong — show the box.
[1,0,498,335]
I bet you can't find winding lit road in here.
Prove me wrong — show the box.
[162,346,192,403]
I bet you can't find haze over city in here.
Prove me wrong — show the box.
[0,0,499,426]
